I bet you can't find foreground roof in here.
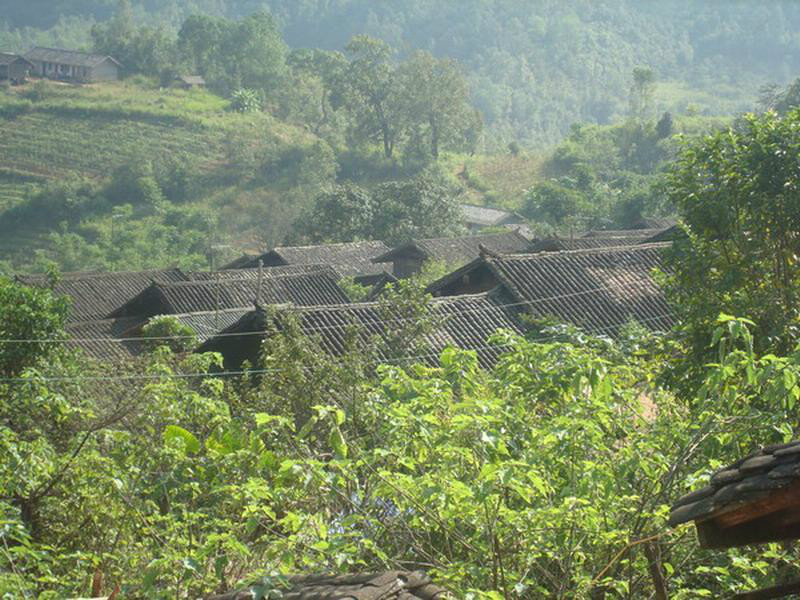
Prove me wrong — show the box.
[209,571,449,600]
[488,244,674,334]
[16,268,188,322]
[233,240,391,279]
[25,46,120,68]
[199,288,526,370]
[429,244,673,335]
[110,268,349,318]
[460,203,524,227]
[373,232,531,266]
[669,441,800,547]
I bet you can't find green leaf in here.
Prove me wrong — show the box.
[164,425,200,455]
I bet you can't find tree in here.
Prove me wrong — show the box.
[665,108,800,370]
[397,50,480,159]
[0,276,69,377]
[522,179,587,226]
[629,66,655,122]
[297,184,376,243]
[294,172,464,244]
[340,35,401,158]
[178,12,288,97]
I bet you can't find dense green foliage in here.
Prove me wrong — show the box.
[665,108,800,388]
[4,0,800,144]
[3,277,800,597]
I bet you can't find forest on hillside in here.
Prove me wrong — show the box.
[3,0,800,144]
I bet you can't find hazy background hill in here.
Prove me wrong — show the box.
[3,0,800,144]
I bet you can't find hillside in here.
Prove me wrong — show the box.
[3,0,799,145]
[0,80,337,272]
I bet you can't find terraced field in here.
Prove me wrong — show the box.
[0,81,320,271]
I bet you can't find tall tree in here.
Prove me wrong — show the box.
[340,35,401,158]
[666,108,800,367]
[398,50,480,158]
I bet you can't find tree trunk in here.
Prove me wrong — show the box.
[430,114,439,159]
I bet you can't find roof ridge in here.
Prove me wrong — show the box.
[495,242,671,260]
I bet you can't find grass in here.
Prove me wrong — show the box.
[0,79,322,269]
[441,152,546,210]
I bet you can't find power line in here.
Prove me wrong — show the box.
[0,279,673,345]
[0,312,674,383]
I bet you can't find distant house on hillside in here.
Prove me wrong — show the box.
[459,203,526,232]
[25,47,120,82]
[373,232,531,278]
[173,75,206,89]
[0,52,34,83]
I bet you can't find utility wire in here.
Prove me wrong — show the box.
[0,279,672,345]
[0,312,674,383]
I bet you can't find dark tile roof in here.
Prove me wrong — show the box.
[373,232,531,267]
[640,224,687,244]
[65,317,147,361]
[485,244,674,335]
[0,52,34,67]
[669,441,800,528]
[208,571,449,600]
[430,244,674,335]
[581,228,662,238]
[188,265,332,281]
[16,268,189,322]
[25,47,120,68]
[110,268,350,318]
[235,241,391,279]
[199,289,526,370]
[529,236,650,253]
[460,204,524,227]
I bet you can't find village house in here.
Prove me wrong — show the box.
[197,288,526,371]
[670,441,800,598]
[0,52,34,83]
[459,203,526,232]
[109,268,349,319]
[25,47,120,82]
[224,240,392,285]
[372,231,531,279]
[428,243,675,335]
[16,268,188,322]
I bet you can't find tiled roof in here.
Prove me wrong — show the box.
[460,203,524,227]
[176,75,205,85]
[208,571,449,600]
[373,232,531,267]
[188,265,332,281]
[484,244,674,334]
[65,317,147,361]
[236,241,391,279]
[0,52,33,67]
[581,228,662,238]
[199,289,526,370]
[640,224,687,244]
[529,236,650,253]
[111,268,349,318]
[669,441,800,528]
[25,47,120,68]
[16,268,188,322]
